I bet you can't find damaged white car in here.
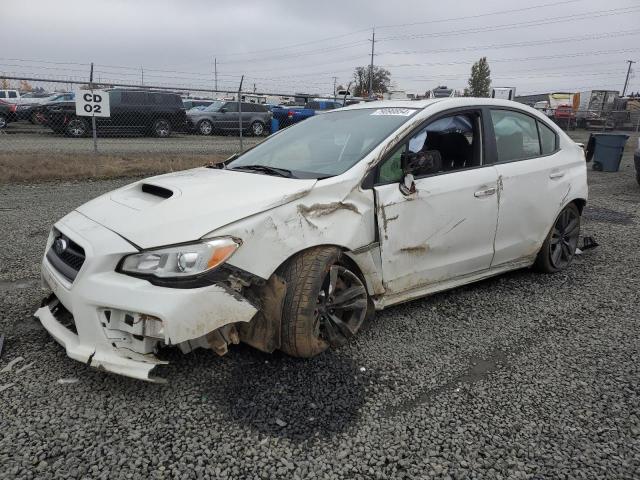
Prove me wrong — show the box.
[36,99,588,381]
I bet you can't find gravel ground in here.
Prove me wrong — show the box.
[0,131,639,479]
[0,124,262,155]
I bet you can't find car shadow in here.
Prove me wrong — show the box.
[199,345,368,441]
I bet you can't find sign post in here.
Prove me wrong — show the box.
[77,63,111,155]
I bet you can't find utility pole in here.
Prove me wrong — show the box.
[622,60,635,97]
[253,83,256,93]
[214,57,218,92]
[333,76,337,101]
[141,66,144,86]
[368,27,375,99]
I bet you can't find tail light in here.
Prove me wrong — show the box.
[287,110,295,118]
[9,104,17,113]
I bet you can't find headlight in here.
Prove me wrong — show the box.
[119,237,240,279]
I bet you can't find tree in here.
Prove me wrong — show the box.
[467,57,491,97]
[1,78,10,89]
[352,66,391,97]
[20,80,33,92]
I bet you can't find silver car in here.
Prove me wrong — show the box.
[187,100,272,136]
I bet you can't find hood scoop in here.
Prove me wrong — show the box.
[141,183,173,199]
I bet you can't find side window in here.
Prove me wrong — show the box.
[224,102,238,113]
[376,112,481,183]
[538,121,557,155]
[308,101,321,110]
[0,92,5,98]
[121,91,147,104]
[8,91,17,98]
[490,110,541,162]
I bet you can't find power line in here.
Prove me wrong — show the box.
[378,5,640,41]
[378,29,640,56]
[375,0,581,29]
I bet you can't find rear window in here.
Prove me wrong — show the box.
[0,92,5,98]
[538,121,557,154]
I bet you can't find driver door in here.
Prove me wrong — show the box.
[373,110,500,297]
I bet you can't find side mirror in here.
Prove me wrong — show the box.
[220,107,227,113]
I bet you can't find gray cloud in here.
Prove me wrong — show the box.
[2,0,639,96]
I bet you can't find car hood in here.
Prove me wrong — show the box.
[76,167,317,249]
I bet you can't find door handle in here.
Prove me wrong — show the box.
[549,171,565,179]
[474,187,496,198]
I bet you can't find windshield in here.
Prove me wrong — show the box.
[228,107,418,178]
[203,101,224,112]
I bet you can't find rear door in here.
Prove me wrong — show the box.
[373,109,500,297]
[220,102,239,131]
[488,108,572,267]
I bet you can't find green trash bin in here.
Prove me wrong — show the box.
[587,133,630,172]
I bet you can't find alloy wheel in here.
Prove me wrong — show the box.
[199,120,213,135]
[67,119,86,137]
[313,265,368,347]
[252,122,264,136]
[155,120,170,137]
[549,207,580,269]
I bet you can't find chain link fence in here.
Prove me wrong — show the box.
[0,77,346,180]
[1,74,638,181]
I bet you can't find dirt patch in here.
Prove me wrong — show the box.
[0,152,226,183]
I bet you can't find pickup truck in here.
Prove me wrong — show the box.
[271,100,342,129]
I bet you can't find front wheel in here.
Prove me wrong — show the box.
[152,118,172,138]
[279,247,369,358]
[250,121,265,136]
[0,114,7,129]
[535,203,581,273]
[65,118,88,137]
[198,119,213,135]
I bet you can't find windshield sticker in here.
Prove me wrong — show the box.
[371,108,414,116]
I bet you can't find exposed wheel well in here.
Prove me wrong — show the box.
[572,198,587,215]
[275,244,369,295]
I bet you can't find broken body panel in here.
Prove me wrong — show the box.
[35,98,588,381]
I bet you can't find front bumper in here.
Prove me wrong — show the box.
[34,211,258,382]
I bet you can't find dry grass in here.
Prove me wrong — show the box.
[0,153,227,183]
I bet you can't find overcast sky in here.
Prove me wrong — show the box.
[2,0,639,96]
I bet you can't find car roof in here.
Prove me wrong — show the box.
[341,98,533,111]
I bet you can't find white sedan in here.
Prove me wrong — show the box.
[35,98,588,381]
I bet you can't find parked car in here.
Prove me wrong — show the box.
[35,98,588,382]
[0,100,16,128]
[272,100,343,129]
[0,89,20,101]
[14,92,75,123]
[187,100,271,136]
[38,89,186,137]
[183,98,214,110]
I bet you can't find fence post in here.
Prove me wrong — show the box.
[89,63,98,157]
[238,75,244,153]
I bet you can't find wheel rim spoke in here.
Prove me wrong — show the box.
[551,244,562,265]
[331,286,366,309]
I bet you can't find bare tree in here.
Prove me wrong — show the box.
[352,66,391,97]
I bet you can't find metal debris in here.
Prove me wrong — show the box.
[15,361,35,374]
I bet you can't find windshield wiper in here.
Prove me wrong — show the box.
[230,164,294,178]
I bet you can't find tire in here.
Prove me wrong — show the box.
[65,118,88,137]
[279,247,369,358]
[534,203,581,273]
[0,114,6,129]
[198,119,213,136]
[152,118,172,138]
[250,121,265,136]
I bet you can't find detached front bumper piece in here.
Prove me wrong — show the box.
[35,211,258,382]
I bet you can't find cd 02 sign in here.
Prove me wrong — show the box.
[75,90,110,117]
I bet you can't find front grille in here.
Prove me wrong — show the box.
[46,231,86,282]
